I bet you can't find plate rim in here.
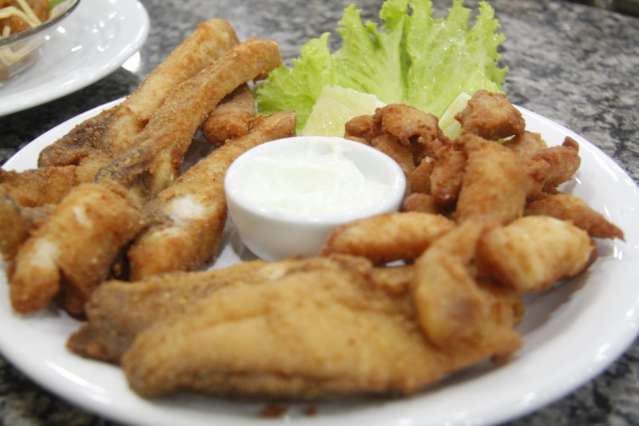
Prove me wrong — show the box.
[0,0,149,117]
[1,101,639,426]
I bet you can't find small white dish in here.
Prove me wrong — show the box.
[224,136,407,260]
[0,0,149,116]
[1,102,639,426]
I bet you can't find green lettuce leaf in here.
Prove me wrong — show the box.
[256,0,507,130]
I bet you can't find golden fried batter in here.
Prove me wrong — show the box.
[344,114,376,141]
[370,134,415,174]
[322,212,455,264]
[504,131,547,158]
[429,145,466,208]
[525,137,581,197]
[128,112,295,280]
[455,134,527,224]
[0,166,78,207]
[402,193,438,214]
[477,216,595,293]
[456,90,525,140]
[375,104,441,153]
[526,193,624,240]
[202,85,256,144]
[408,157,433,194]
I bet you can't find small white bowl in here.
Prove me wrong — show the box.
[224,136,406,261]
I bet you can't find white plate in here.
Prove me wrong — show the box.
[0,0,149,116]
[1,102,639,426]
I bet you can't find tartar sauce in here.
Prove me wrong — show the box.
[229,141,396,219]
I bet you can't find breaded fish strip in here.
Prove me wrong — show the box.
[97,39,282,195]
[121,256,520,398]
[370,134,415,174]
[345,114,376,141]
[9,183,144,315]
[525,193,624,240]
[128,112,295,280]
[408,157,433,194]
[477,216,595,293]
[0,166,78,207]
[322,212,455,264]
[68,260,268,363]
[0,189,30,261]
[39,20,239,174]
[456,134,527,224]
[455,90,525,140]
[413,220,522,352]
[202,85,256,144]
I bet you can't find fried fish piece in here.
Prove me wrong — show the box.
[525,193,624,240]
[97,39,282,196]
[477,216,595,293]
[202,85,256,144]
[525,137,581,198]
[39,20,239,177]
[413,220,522,351]
[455,90,525,140]
[429,145,466,208]
[128,112,295,280]
[121,255,520,398]
[408,157,433,194]
[0,189,30,261]
[375,104,442,153]
[344,114,376,142]
[322,212,455,264]
[9,183,145,315]
[402,193,438,214]
[455,134,527,224]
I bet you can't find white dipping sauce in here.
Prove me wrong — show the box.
[228,141,396,219]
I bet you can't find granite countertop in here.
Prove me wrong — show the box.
[0,0,638,424]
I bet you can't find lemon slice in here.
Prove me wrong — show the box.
[301,86,385,137]
[439,92,471,139]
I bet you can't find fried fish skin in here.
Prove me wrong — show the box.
[9,183,145,315]
[97,39,283,196]
[67,260,268,363]
[322,212,455,264]
[477,216,595,293]
[121,255,519,398]
[525,193,624,240]
[202,85,256,144]
[127,112,295,280]
[412,220,522,353]
[455,90,525,140]
[455,134,527,225]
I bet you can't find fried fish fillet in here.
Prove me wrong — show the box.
[402,193,438,214]
[525,193,624,240]
[128,112,295,280]
[0,189,30,261]
[525,137,581,198]
[455,90,525,140]
[121,256,520,398]
[0,166,79,207]
[97,39,282,196]
[455,134,527,224]
[9,183,145,315]
[413,220,522,351]
[477,216,595,293]
[202,85,256,144]
[429,144,466,208]
[504,131,547,159]
[375,104,442,154]
[322,212,455,264]
[408,157,433,194]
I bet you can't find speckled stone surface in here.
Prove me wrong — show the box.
[0,0,637,425]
